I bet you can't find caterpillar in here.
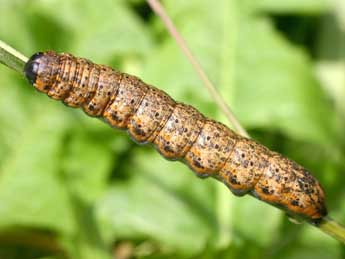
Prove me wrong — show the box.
[24,51,327,223]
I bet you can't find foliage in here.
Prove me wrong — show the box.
[0,0,344,258]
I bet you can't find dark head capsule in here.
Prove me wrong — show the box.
[24,52,43,84]
[24,51,60,93]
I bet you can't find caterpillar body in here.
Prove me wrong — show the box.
[24,51,327,223]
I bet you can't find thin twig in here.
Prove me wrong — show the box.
[0,40,28,74]
[146,0,250,138]
[317,217,345,243]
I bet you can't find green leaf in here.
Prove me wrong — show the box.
[0,109,75,234]
[28,0,153,62]
[0,0,343,257]
[232,195,282,245]
[144,0,336,146]
[62,130,115,203]
[97,149,217,256]
[231,17,336,146]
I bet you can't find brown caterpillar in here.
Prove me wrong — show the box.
[24,51,327,223]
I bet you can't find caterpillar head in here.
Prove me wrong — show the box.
[24,51,60,93]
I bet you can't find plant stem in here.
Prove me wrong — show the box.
[0,40,28,74]
[1,39,345,244]
[316,217,345,243]
[146,0,250,138]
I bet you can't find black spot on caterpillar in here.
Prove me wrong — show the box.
[24,51,327,223]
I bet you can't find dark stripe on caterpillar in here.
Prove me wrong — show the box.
[23,51,327,223]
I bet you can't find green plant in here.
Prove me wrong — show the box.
[0,0,344,258]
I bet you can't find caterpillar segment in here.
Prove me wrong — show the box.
[24,51,328,223]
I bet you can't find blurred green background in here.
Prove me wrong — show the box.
[0,0,345,258]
